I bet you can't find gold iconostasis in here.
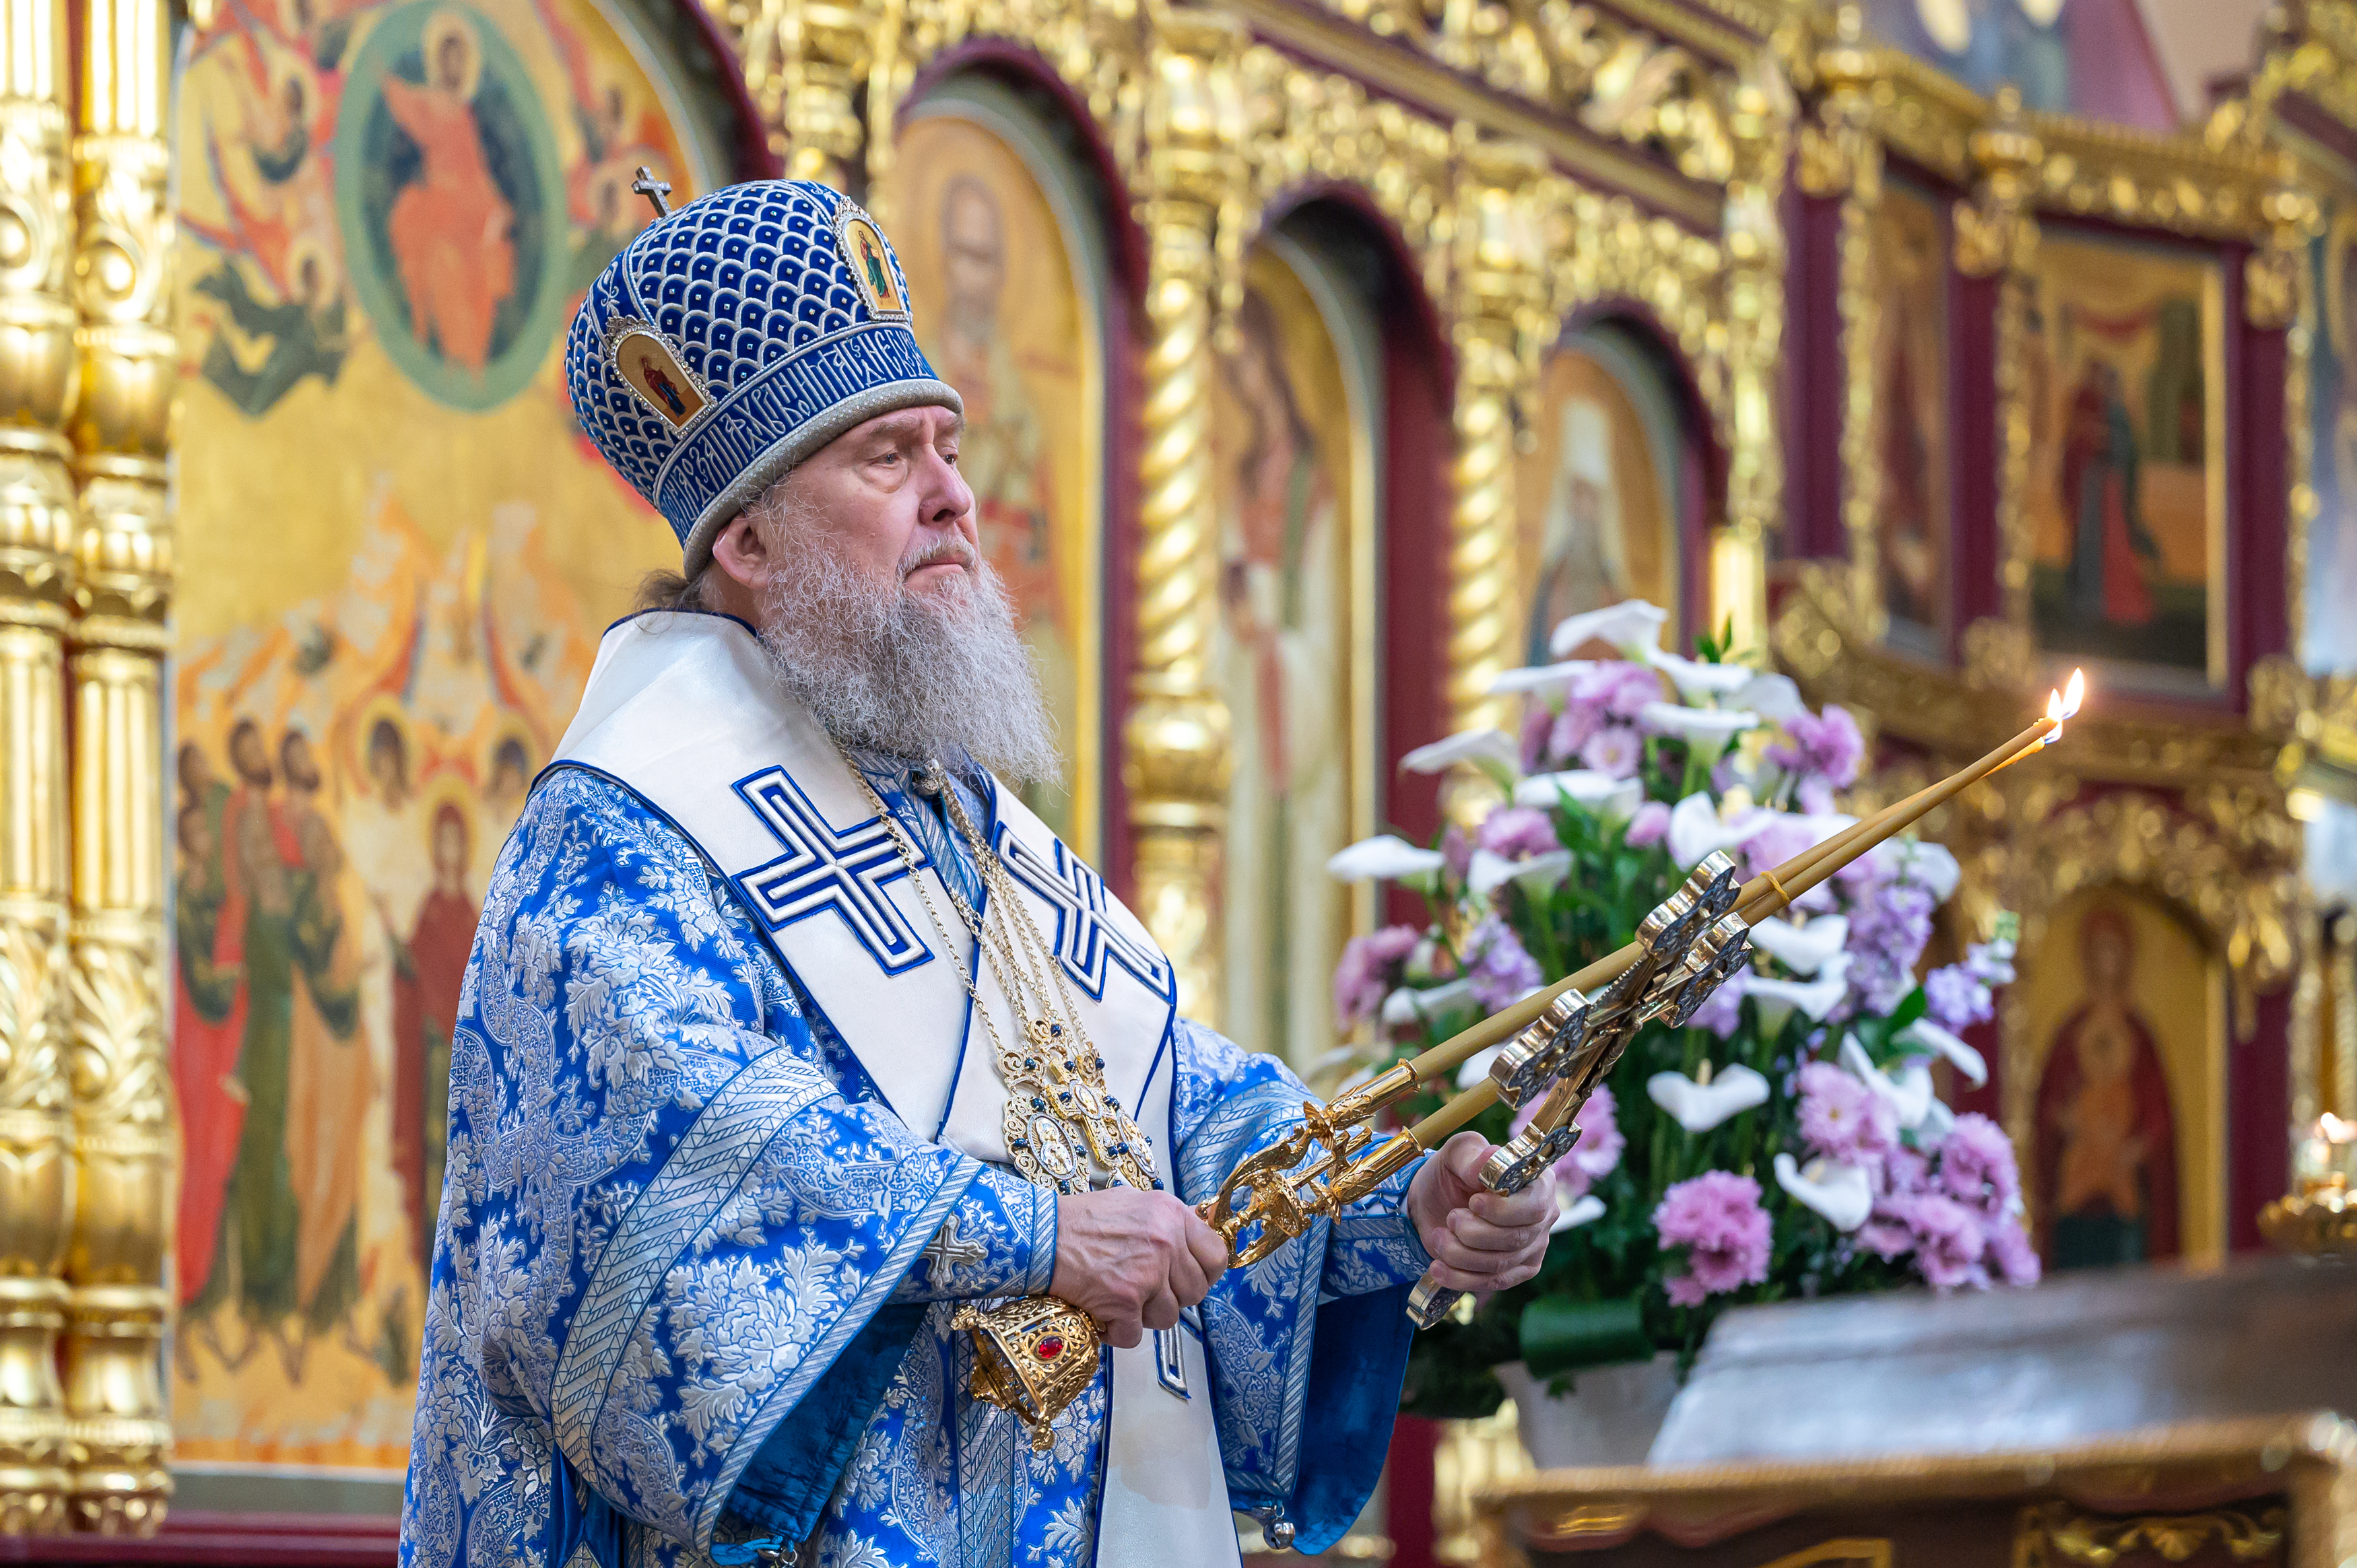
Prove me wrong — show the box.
[1,0,2356,1538]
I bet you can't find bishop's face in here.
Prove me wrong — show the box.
[778,405,978,609]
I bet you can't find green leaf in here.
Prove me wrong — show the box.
[1520,1295,1655,1378]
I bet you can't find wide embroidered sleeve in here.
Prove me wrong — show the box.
[402,770,986,1568]
[1166,1019,1425,1556]
[1169,1021,1428,1297]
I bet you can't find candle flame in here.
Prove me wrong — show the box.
[2040,669,2088,745]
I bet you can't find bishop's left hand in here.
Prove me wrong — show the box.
[1405,1130,1555,1294]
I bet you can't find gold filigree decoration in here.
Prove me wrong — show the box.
[2014,1501,2287,1567]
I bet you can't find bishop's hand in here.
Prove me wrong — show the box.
[1051,1188,1231,1349]
[1407,1131,1556,1295]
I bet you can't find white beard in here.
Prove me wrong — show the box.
[753,530,1063,786]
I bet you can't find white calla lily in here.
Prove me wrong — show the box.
[1381,978,1474,1026]
[1641,645,1757,700]
[1327,835,1447,884]
[1746,914,1851,978]
[1773,1152,1873,1231]
[1640,702,1762,753]
[1667,792,1772,870]
[1646,1062,1770,1133]
[1488,659,1598,696]
[1840,1033,1935,1129]
[1892,837,1962,901]
[1896,1018,1988,1087]
[1733,673,1807,721]
[1467,848,1572,899]
[1457,1042,1504,1089]
[1401,728,1520,775]
[1548,599,1669,659]
[1552,1193,1607,1235]
[1515,770,1643,823]
[1917,1093,1955,1147]
[1746,951,1854,1034]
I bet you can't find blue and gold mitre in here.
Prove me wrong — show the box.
[564,180,961,569]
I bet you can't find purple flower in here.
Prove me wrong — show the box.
[1575,661,1665,721]
[1512,1083,1626,1198]
[1580,724,1644,780]
[1845,875,1937,1015]
[1984,1215,2042,1286]
[1549,704,1601,765]
[1687,967,1748,1039]
[1935,1112,2020,1215]
[1463,917,1541,1011]
[1906,1193,1987,1290]
[1624,800,1671,848]
[1333,924,1422,1029]
[1923,963,1993,1029]
[1479,805,1560,862]
[1881,1143,1932,1197]
[1797,1060,1895,1163]
[1519,703,1556,774]
[1655,1171,1772,1305]
[1441,823,1473,883]
[1767,704,1865,795]
[1964,939,2018,988]
[1855,1205,1916,1260]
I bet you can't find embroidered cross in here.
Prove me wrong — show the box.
[733,768,932,975]
[921,1214,989,1289]
[632,166,672,218]
[994,827,1172,1001]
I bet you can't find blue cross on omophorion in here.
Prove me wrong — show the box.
[994,826,1173,1002]
[733,767,932,974]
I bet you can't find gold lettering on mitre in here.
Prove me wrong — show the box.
[603,317,708,432]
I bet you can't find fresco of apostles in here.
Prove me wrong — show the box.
[170,0,702,1469]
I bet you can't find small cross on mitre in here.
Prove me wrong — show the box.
[632,166,673,219]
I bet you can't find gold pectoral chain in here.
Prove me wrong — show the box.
[842,753,1152,1451]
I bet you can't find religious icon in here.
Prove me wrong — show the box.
[893,106,1100,848]
[1515,337,1678,661]
[2032,904,2179,1268]
[838,210,908,316]
[1867,180,1949,648]
[2310,206,2357,669]
[333,0,568,411]
[383,13,509,374]
[609,322,708,429]
[1211,244,1365,1067]
[2024,236,2223,689]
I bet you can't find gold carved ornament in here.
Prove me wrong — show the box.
[2014,1501,2287,1568]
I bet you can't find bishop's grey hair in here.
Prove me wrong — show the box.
[743,487,1063,786]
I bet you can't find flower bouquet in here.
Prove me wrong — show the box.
[1327,601,2038,1419]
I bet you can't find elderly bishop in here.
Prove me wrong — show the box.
[398,180,1554,1568]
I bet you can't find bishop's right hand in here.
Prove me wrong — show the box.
[1050,1188,1230,1349]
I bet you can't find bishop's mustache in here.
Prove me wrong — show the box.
[900,535,978,580]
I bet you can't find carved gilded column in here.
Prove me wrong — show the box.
[1123,7,1241,1025]
[1955,87,2042,632]
[1712,60,1787,654]
[1803,7,1887,640]
[62,0,173,1531]
[0,0,77,1530]
[1446,137,1544,754]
